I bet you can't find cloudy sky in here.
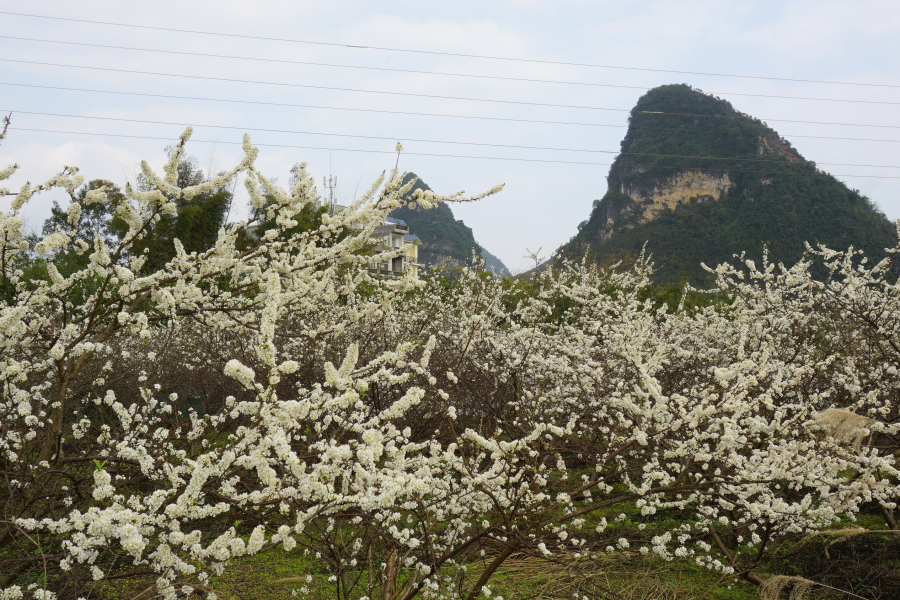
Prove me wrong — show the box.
[1,0,899,270]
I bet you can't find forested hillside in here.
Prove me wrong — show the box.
[558,84,895,283]
[391,172,508,273]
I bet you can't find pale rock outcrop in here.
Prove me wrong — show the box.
[620,171,733,222]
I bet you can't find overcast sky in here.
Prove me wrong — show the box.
[2,0,900,270]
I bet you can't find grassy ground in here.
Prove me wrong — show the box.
[94,508,897,599]
[102,549,763,600]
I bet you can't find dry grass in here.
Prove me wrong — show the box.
[814,408,874,451]
[462,552,756,600]
[759,575,872,600]
[760,576,816,600]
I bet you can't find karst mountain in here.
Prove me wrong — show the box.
[391,172,507,273]
[556,84,895,284]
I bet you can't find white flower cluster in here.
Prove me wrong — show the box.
[1,120,898,598]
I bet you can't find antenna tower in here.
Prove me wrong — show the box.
[322,174,337,212]
[323,152,337,212]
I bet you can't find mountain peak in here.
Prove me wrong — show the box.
[558,85,893,283]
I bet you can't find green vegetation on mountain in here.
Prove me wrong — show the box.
[558,84,896,283]
[391,173,508,273]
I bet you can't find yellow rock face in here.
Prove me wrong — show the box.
[621,171,732,222]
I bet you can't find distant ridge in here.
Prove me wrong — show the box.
[391,173,508,274]
[557,84,895,283]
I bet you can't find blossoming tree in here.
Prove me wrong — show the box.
[0,118,898,599]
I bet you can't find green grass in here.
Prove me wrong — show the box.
[207,548,334,600]
[101,548,763,600]
[101,547,335,600]
[94,505,895,599]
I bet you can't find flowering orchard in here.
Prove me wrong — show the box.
[0,120,898,599]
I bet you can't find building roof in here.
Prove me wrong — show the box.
[403,234,421,243]
[385,217,407,226]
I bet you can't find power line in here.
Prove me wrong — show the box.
[5,81,900,144]
[2,35,648,92]
[0,58,645,106]
[7,57,900,108]
[6,110,900,170]
[9,127,900,179]
[0,81,629,128]
[2,35,898,131]
[1,10,897,90]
